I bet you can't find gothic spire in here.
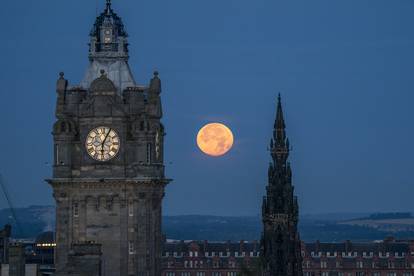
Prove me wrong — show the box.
[261,94,302,276]
[274,94,286,143]
[271,94,289,164]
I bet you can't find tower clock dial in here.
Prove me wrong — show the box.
[85,127,120,161]
[104,29,112,43]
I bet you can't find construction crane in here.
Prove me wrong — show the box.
[0,173,24,237]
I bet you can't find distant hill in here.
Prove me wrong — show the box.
[356,212,413,221]
[1,206,414,242]
[338,212,414,233]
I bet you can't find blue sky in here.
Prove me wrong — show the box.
[0,0,414,215]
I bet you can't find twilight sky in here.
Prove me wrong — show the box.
[0,0,413,216]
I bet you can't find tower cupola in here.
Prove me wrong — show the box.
[89,0,129,59]
[81,0,136,93]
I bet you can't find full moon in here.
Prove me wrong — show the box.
[197,123,234,157]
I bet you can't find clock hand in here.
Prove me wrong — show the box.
[101,128,112,151]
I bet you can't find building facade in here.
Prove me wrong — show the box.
[302,238,414,276]
[162,240,260,276]
[260,95,303,276]
[46,1,170,275]
[161,239,414,276]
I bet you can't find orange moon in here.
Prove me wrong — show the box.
[197,123,234,157]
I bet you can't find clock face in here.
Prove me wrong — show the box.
[85,127,120,161]
[104,30,112,43]
[104,36,112,43]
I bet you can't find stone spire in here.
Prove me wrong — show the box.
[261,95,303,276]
[81,0,136,93]
[271,94,289,164]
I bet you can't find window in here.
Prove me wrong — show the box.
[166,273,175,276]
[403,273,413,276]
[54,144,59,165]
[181,273,191,276]
[128,201,134,217]
[356,261,363,268]
[73,202,79,217]
[321,272,329,276]
[146,143,152,164]
[196,273,205,276]
[387,273,397,276]
[320,261,327,268]
[227,273,237,276]
[372,273,380,276]
[212,273,221,276]
[128,241,134,254]
[356,272,365,276]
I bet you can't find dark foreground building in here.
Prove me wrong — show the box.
[0,224,11,264]
[260,95,303,276]
[162,239,414,276]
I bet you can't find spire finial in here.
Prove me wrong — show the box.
[106,0,111,8]
[275,93,285,131]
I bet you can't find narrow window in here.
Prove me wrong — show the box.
[128,241,134,254]
[146,143,152,164]
[54,144,59,165]
[128,201,134,217]
[73,202,79,217]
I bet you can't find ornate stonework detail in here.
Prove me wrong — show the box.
[261,95,303,276]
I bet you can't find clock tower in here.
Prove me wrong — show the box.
[47,1,170,276]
